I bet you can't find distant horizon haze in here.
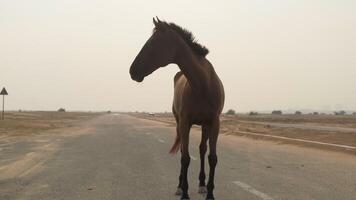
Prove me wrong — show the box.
[4,109,356,115]
[1,0,356,112]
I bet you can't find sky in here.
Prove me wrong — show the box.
[1,0,355,112]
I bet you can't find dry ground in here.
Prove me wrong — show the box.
[2,111,355,153]
[131,112,356,154]
[235,114,356,128]
[0,111,102,137]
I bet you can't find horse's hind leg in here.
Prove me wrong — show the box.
[206,119,219,200]
[175,166,183,195]
[198,125,209,194]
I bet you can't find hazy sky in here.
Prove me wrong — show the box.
[1,0,355,112]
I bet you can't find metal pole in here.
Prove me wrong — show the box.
[2,95,4,120]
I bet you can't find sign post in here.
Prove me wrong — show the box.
[1,87,8,120]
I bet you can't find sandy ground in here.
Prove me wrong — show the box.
[236,114,356,128]
[0,111,101,181]
[0,111,102,138]
[131,112,356,154]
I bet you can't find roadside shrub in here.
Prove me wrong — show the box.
[271,110,282,115]
[295,111,302,115]
[58,108,66,112]
[226,109,236,115]
[249,111,258,115]
[334,110,346,115]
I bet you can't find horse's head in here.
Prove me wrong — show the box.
[130,17,176,82]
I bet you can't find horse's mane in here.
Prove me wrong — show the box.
[154,21,209,57]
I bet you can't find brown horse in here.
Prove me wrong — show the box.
[129,17,224,200]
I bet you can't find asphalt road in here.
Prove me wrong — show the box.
[1,114,356,200]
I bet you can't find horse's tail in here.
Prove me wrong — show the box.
[169,130,180,154]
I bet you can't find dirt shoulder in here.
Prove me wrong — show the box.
[236,114,356,128]
[0,112,104,180]
[130,113,356,155]
[0,111,102,137]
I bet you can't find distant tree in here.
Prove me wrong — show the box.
[295,111,302,115]
[271,110,282,115]
[353,112,356,115]
[249,111,258,115]
[226,109,236,115]
[334,110,346,115]
[58,108,66,112]
[107,110,111,113]
[313,112,319,115]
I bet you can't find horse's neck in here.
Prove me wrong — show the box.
[175,43,211,94]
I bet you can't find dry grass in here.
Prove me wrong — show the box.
[131,113,356,148]
[235,114,356,128]
[0,111,101,137]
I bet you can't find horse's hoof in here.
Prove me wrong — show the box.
[181,195,190,200]
[206,194,215,200]
[198,186,207,193]
[181,194,190,200]
[175,188,182,195]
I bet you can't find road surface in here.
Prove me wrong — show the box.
[0,114,355,200]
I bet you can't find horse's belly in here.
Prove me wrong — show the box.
[190,108,219,124]
[173,74,223,125]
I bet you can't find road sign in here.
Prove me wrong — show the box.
[0,87,8,95]
[1,87,8,120]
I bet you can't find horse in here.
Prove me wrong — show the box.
[129,17,225,200]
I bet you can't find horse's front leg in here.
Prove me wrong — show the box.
[206,118,219,200]
[175,125,183,196]
[198,125,209,194]
[179,121,191,200]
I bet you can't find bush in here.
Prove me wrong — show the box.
[295,111,302,115]
[249,111,258,115]
[313,112,319,115]
[226,109,236,115]
[271,110,282,115]
[334,110,346,115]
[58,108,66,112]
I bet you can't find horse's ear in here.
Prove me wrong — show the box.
[153,17,159,27]
[153,16,168,31]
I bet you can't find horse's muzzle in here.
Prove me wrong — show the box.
[130,73,144,82]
